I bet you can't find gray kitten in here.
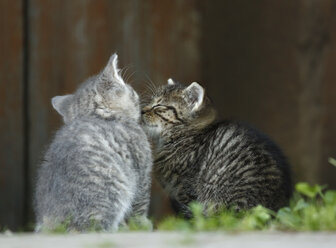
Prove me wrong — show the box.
[34,54,152,232]
[142,79,292,217]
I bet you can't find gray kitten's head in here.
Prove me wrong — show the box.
[141,79,217,140]
[52,54,140,123]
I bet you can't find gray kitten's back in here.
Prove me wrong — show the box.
[35,115,151,231]
[36,117,151,230]
[34,54,152,232]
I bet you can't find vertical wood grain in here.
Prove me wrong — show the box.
[1,0,336,231]
[0,0,25,230]
[201,0,336,187]
[296,0,336,186]
[146,0,201,221]
[201,0,302,180]
[27,0,133,223]
[320,1,336,188]
[27,0,201,223]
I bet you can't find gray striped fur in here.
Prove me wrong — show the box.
[34,54,152,232]
[142,79,291,217]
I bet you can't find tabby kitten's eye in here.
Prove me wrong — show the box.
[153,105,172,113]
[152,105,185,124]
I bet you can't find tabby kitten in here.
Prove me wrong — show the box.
[142,79,291,217]
[34,54,152,232]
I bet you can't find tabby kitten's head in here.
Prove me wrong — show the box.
[52,54,140,123]
[141,79,216,139]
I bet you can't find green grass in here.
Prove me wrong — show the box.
[6,158,335,233]
[120,216,153,231]
[3,183,336,233]
[157,158,336,232]
[40,215,153,234]
[157,182,336,232]
[39,217,105,233]
[34,181,336,233]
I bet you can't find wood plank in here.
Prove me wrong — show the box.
[320,0,336,188]
[201,0,336,187]
[296,0,336,187]
[28,0,201,223]
[0,0,24,230]
[202,0,302,179]
[146,0,201,221]
[28,0,127,224]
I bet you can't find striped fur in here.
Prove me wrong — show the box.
[34,54,152,232]
[142,79,292,217]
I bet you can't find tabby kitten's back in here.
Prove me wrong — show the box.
[141,79,291,216]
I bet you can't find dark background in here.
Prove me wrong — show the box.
[1,0,336,230]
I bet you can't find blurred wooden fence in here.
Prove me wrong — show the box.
[1,0,336,230]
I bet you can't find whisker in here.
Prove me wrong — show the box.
[120,65,131,78]
[143,73,157,91]
[125,70,137,84]
[121,64,136,82]
[137,73,158,98]
[143,82,156,95]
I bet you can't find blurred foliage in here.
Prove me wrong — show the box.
[121,216,153,232]
[38,180,336,233]
[329,157,336,167]
[158,182,336,232]
[5,159,335,233]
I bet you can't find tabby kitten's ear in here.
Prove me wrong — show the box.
[101,53,125,85]
[51,94,74,120]
[167,78,175,85]
[183,82,204,111]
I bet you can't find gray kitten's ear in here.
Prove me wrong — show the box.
[183,82,204,111]
[167,78,175,85]
[101,53,125,84]
[51,94,73,117]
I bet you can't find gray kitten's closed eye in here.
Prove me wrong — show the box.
[34,54,152,232]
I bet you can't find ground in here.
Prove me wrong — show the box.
[1,232,336,248]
